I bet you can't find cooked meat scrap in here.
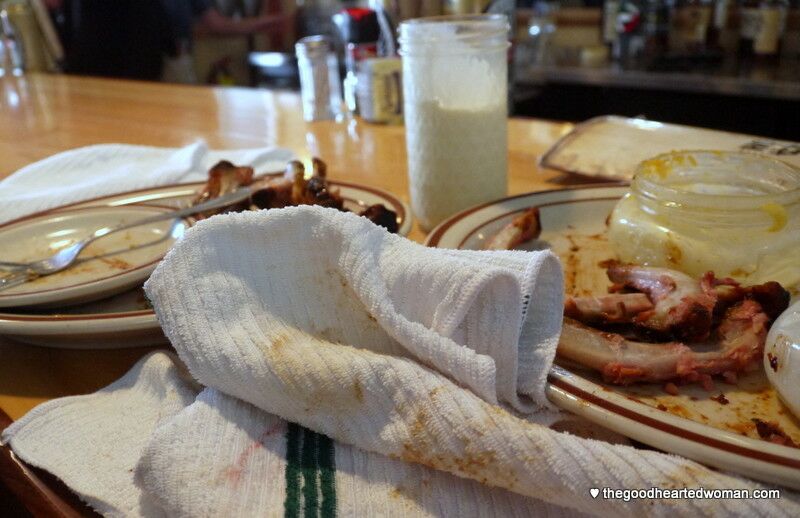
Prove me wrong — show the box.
[360,204,399,233]
[311,156,327,178]
[282,158,345,209]
[287,160,307,204]
[250,176,293,209]
[193,160,255,217]
[193,157,395,232]
[703,273,790,322]
[484,207,541,250]
[567,266,790,347]
[305,176,344,209]
[752,419,797,448]
[710,394,729,405]
[605,262,717,342]
[564,293,654,324]
[194,160,254,202]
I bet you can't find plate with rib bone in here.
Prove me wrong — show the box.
[426,184,800,490]
[0,159,410,349]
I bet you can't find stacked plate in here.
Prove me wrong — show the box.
[0,179,410,348]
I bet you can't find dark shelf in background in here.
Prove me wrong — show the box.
[512,60,800,140]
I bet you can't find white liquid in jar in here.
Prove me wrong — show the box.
[405,101,507,231]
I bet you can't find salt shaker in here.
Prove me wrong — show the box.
[295,36,341,122]
[0,8,24,76]
[399,15,509,231]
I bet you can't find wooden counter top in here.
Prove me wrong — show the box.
[0,73,587,421]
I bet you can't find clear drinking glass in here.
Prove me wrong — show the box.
[399,15,509,231]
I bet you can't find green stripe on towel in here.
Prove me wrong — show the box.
[317,432,337,518]
[284,424,337,518]
[284,423,303,518]
[301,428,320,517]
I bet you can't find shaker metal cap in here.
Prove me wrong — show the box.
[295,35,331,58]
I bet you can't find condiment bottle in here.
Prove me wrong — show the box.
[0,7,23,76]
[670,0,713,54]
[738,0,788,62]
[399,15,509,231]
[612,0,646,66]
[642,0,671,60]
[357,57,403,125]
[707,0,730,49]
[333,8,381,115]
[603,0,621,52]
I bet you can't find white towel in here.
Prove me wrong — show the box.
[142,206,797,516]
[3,206,798,516]
[137,386,582,517]
[146,205,564,414]
[0,141,294,224]
[1,352,200,517]
[2,354,586,517]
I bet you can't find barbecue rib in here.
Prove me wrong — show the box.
[559,264,790,386]
[558,299,770,385]
[564,293,654,325]
[194,158,399,232]
[604,262,718,342]
[192,161,255,217]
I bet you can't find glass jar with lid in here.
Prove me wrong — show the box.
[608,150,800,290]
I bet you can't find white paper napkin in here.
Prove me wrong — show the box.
[0,141,294,225]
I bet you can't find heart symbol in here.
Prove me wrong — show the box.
[589,488,600,499]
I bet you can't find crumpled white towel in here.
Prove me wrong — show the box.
[144,206,798,517]
[0,141,294,224]
[4,206,798,517]
[146,205,564,413]
[1,352,200,517]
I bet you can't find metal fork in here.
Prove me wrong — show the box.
[0,187,254,292]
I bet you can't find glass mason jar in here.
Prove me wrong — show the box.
[399,15,509,231]
[608,150,800,289]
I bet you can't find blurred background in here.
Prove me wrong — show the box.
[2,0,798,138]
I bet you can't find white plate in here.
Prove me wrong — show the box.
[426,185,800,490]
[0,289,164,349]
[0,178,410,348]
[0,205,187,308]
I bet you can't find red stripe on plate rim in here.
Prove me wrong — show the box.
[0,178,406,319]
[425,183,626,247]
[454,196,621,249]
[0,204,185,299]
